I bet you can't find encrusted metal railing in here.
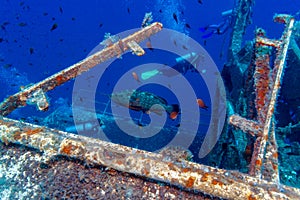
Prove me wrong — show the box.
[229,14,294,182]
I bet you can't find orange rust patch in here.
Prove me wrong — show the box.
[167,162,176,171]
[116,160,123,165]
[13,131,22,140]
[23,127,44,136]
[61,143,74,155]
[255,159,262,167]
[272,163,278,171]
[182,168,190,173]
[211,179,223,186]
[185,176,196,188]
[141,168,150,176]
[56,75,65,85]
[248,194,257,200]
[106,168,117,176]
[212,179,218,185]
[200,172,209,182]
[273,152,278,159]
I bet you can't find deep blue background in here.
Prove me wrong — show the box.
[1,0,298,98]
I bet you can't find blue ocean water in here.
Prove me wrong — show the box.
[0,0,299,168]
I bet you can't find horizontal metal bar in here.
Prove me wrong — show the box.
[0,117,299,199]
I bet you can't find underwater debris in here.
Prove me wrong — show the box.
[0,22,163,116]
[141,12,153,28]
[229,14,295,181]
[228,0,254,60]
[127,40,145,56]
[26,88,49,111]
[100,32,119,47]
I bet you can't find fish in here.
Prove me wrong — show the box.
[3,64,12,69]
[173,40,177,46]
[29,47,34,54]
[197,98,208,110]
[185,23,191,29]
[197,0,203,4]
[111,90,180,119]
[50,23,58,31]
[169,111,178,120]
[146,40,154,51]
[1,21,9,30]
[173,13,178,24]
[182,45,188,50]
[18,22,27,27]
[132,72,141,83]
[59,6,63,14]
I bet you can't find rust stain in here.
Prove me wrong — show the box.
[116,160,123,165]
[200,172,209,182]
[185,176,196,188]
[1,136,9,145]
[255,159,262,167]
[13,131,22,140]
[141,167,150,176]
[167,162,176,171]
[55,75,65,85]
[272,163,278,171]
[248,194,257,200]
[23,127,44,136]
[61,143,74,155]
[182,168,190,173]
[211,179,223,186]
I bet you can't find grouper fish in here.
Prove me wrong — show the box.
[111,90,180,119]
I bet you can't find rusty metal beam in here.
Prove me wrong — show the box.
[228,0,255,61]
[0,117,299,199]
[229,14,294,181]
[0,22,163,116]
